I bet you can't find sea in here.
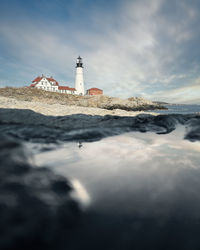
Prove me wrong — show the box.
[151,104,200,114]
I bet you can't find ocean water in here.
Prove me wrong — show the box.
[152,104,200,114]
[26,126,200,249]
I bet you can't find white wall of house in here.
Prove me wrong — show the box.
[59,89,75,94]
[34,78,59,92]
[33,77,75,94]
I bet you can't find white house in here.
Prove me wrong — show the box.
[30,56,85,95]
[30,75,76,94]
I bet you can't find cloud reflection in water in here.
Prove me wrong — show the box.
[33,127,200,249]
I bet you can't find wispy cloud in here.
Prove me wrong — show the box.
[0,0,200,103]
[151,78,200,103]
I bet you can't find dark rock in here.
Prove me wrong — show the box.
[0,109,200,143]
[0,135,81,250]
[184,116,200,141]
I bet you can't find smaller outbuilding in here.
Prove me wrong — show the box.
[86,88,103,95]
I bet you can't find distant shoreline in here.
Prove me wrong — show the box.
[0,87,166,115]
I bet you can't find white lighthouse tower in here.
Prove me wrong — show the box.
[75,56,85,95]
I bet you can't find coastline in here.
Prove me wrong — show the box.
[0,96,158,117]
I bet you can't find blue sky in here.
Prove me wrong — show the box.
[0,0,200,103]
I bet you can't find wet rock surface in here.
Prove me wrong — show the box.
[0,108,200,143]
[0,135,81,250]
[1,108,200,249]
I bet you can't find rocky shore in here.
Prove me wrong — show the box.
[0,88,199,143]
[0,87,166,113]
[1,111,200,250]
[0,107,200,143]
[1,87,200,250]
[0,134,81,250]
[0,96,157,117]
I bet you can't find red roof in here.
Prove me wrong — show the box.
[47,77,59,86]
[58,86,76,91]
[88,88,102,91]
[31,75,59,86]
[30,75,75,90]
[32,76,42,83]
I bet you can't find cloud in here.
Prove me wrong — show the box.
[151,78,200,103]
[0,0,200,103]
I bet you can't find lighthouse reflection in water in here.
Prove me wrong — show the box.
[33,127,200,249]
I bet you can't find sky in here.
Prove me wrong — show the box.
[0,0,200,103]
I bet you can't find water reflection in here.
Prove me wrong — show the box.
[70,179,91,208]
[77,141,83,149]
[31,127,200,249]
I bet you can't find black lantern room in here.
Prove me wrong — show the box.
[76,56,83,68]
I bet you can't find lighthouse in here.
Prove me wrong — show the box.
[75,56,85,95]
